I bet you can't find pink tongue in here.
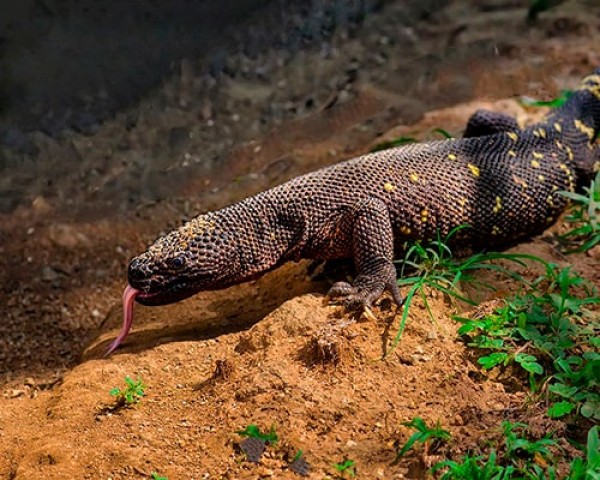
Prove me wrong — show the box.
[105,284,140,356]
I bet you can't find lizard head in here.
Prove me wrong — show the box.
[573,68,600,133]
[127,214,238,306]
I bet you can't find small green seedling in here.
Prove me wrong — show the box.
[110,376,145,406]
[396,417,451,460]
[236,424,278,464]
[431,127,453,139]
[519,89,573,108]
[236,424,278,444]
[560,170,600,253]
[150,473,168,480]
[370,136,415,152]
[332,459,356,478]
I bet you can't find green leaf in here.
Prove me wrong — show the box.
[519,361,544,375]
[548,383,579,398]
[478,352,509,370]
[370,136,415,152]
[580,399,600,420]
[547,401,575,418]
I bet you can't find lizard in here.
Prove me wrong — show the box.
[106,68,600,355]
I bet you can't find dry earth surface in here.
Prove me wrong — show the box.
[1,1,600,479]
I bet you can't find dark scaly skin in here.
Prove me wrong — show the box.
[128,70,600,310]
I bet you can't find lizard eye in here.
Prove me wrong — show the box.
[169,256,186,270]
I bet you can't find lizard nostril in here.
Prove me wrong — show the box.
[128,259,147,284]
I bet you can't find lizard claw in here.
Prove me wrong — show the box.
[327,279,404,311]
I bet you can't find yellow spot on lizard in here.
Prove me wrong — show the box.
[491,225,502,235]
[467,164,480,177]
[507,132,518,141]
[538,174,545,182]
[565,145,574,161]
[400,226,412,235]
[533,151,543,159]
[493,196,502,214]
[508,150,516,157]
[553,122,562,133]
[547,195,554,206]
[574,119,595,139]
[384,182,396,192]
[420,209,429,223]
[448,153,457,161]
[531,160,540,168]
[409,172,419,183]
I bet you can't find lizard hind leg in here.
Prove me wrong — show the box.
[327,197,404,310]
[462,109,520,138]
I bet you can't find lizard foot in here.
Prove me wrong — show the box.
[327,275,404,311]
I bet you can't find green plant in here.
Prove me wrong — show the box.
[431,127,454,139]
[392,225,548,351]
[236,424,278,444]
[431,450,513,480]
[395,417,451,460]
[560,170,600,253]
[150,473,168,480]
[501,422,558,463]
[457,263,599,420]
[109,376,145,406]
[566,426,600,480]
[370,136,415,152]
[519,89,573,107]
[332,459,356,478]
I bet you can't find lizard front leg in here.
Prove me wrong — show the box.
[327,197,403,310]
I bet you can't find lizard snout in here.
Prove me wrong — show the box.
[127,258,149,287]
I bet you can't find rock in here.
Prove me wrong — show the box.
[47,224,92,249]
[41,266,61,282]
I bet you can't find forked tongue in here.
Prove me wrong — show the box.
[105,284,139,356]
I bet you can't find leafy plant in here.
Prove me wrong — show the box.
[566,426,600,480]
[150,473,168,480]
[560,170,600,253]
[457,264,599,420]
[431,450,512,480]
[110,376,145,406]
[501,421,558,463]
[430,422,595,480]
[332,459,356,478]
[395,417,451,460]
[392,225,548,351]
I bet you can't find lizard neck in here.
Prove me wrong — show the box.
[220,193,306,282]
